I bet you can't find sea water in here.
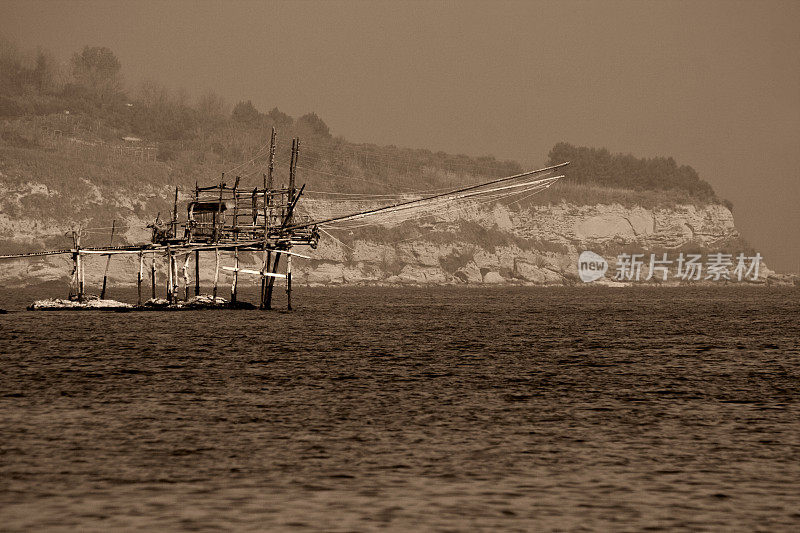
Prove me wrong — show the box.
[0,286,798,530]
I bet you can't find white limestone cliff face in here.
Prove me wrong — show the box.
[288,201,746,286]
[0,191,755,287]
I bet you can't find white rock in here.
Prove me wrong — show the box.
[482,271,506,284]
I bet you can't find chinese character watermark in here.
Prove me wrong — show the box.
[578,251,762,283]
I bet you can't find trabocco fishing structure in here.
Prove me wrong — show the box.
[0,128,568,310]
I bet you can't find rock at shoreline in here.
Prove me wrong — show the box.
[28,298,133,310]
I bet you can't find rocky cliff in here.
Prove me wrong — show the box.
[0,186,759,288]
[293,199,751,285]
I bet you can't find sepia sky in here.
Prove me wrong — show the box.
[2,0,798,271]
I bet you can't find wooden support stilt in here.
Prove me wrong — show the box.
[183,254,191,301]
[214,174,224,241]
[260,275,266,310]
[213,247,220,300]
[261,129,276,310]
[286,252,292,311]
[151,252,156,300]
[232,176,240,241]
[77,251,84,303]
[231,247,239,304]
[70,252,78,300]
[260,249,270,310]
[194,250,200,296]
[268,127,276,189]
[166,247,173,304]
[289,139,297,207]
[69,230,83,302]
[137,251,143,306]
[100,219,115,300]
[172,252,180,303]
[266,252,280,310]
[172,186,179,239]
[251,188,258,226]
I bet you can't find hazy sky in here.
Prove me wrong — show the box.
[2,0,798,271]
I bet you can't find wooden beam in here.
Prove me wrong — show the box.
[285,162,570,231]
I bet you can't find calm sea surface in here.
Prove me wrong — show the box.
[0,286,798,531]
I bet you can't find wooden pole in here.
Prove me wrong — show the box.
[70,251,78,300]
[293,139,300,204]
[172,186,179,238]
[68,230,78,300]
[214,174,224,241]
[268,127,276,189]
[266,129,275,231]
[137,251,143,306]
[284,162,571,231]
[289,138,297,207]
[172,251,180,303]
[100,220,116,300]
[71,230,84,302]
[261,129,276,310]
[286,252,292,311]
[191,181,198,243]
[76,252,83,302]
[266,252,280,310]
[194,250,200,296]
[251,188,258,227]
[231,247,239,304]
[212,247,219,300]
[183,254,191,301]
[150,252,156,300]
[166,246,173,304]
[264,182,270,230]
[78,251,84,302]
[233,176,240,241]
[75,230,84,302]
[260,249,270,310]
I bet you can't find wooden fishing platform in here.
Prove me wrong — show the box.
[3,130,319,311]
[0,126,569,311]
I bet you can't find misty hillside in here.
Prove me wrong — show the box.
[1,41,728,252]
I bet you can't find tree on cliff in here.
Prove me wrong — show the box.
[548,142,718,201]
[70,46,123,102]
[196,91,227,125]
[231,100,260,124]
[297,112,331,138]
[0,39,58,97]
[265,107,293,128]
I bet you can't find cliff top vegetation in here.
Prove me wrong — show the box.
[1,39,728,212]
